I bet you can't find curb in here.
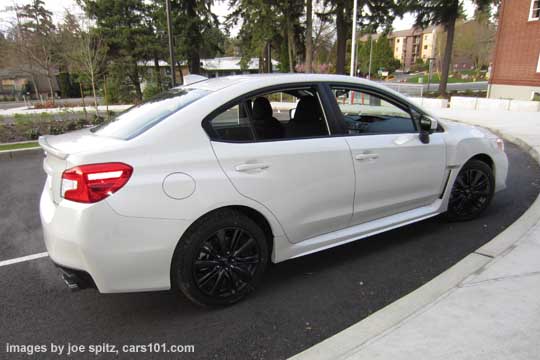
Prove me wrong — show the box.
[0,147,42,160]
[290,120,540,360]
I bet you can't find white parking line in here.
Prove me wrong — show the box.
[0,252,49,267]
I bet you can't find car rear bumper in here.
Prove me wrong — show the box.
[40,186,191,293]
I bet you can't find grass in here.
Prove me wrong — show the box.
[0,141,39,151]
[407,70,486,84]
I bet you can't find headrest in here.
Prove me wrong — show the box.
[252,97,273,121]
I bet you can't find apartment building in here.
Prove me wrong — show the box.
[389,26,439,70]
[488,0,540,100]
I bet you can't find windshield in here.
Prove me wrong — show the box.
[93,87,209,139]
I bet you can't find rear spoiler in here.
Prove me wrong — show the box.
[38,136,68,160]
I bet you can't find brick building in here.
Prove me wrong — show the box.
[488,0,540,100]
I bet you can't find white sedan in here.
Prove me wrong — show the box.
[39,74,508,306]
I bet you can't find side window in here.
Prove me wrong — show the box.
[206,88,330,142]
[208,103,255,142]
[331,87,416,135]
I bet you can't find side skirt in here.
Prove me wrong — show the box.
[273,200,443,263]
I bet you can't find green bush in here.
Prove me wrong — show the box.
[143,82,162,100]
[25,128,41,140]
[91,116,105,126]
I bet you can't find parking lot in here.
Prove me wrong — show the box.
[1,142,539,360]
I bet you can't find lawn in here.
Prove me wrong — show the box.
[0,141,39,151]
[407,71,485,84]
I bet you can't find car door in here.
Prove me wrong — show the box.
[327,84,447,226]
[205,85,355,244]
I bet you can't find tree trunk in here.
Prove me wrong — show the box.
[187,0,201,75]
[190,52,201,75]
[90,71,99,115]
[153,55,162,91]
[79,82,88,122]
[335,2,347,75]
[131,63,143,101]
[305,0,313,73]
[46,75,55,104]
[30,75,39,101]
[439,17,457,97]
[176,61,185,85]
[287,18,295,72]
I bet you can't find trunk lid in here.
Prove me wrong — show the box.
[39,130,126,204]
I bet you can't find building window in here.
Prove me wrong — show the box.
[537,52,540,73]
[397,39,400,43]
[530,0,540,20]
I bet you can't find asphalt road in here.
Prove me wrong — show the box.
[1,142,539,360]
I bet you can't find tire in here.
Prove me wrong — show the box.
[446,159,495,222]
[172,209,269,306]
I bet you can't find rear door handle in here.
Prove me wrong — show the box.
[235,163,270,172]
[355,153,379,161]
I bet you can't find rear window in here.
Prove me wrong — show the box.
[93,87,209,139]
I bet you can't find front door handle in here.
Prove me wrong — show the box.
[235,163,270,172]
[355,153,379,161]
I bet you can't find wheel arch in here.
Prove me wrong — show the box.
[469,153,494,170]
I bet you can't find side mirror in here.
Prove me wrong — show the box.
[289,108,296,120]
[419,115,437,144]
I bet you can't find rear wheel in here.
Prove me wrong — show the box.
[172,209,269,306]
[446,159,495,221]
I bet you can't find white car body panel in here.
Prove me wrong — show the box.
[211,137,355,244]
[345,132,447,225]
[39,74,508,293]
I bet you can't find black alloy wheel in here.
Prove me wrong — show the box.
[447,159,495,221]
[172,209,269,306]
[193,227,260,298]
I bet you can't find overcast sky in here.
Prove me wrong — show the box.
[0,0,477,34]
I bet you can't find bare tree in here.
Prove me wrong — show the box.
[64,16,108,113]
[15,0,58,102]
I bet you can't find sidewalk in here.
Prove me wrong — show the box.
[292,109,540,360]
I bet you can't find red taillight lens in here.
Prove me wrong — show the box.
[61,163,133,203]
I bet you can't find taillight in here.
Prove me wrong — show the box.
[61,163,133,203]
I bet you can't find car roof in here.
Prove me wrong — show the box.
[188,73,377,92]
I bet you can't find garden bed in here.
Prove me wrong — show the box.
[0,114,106,143]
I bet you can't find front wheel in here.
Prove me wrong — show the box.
[446,159,495,221]
[172,209,269,306]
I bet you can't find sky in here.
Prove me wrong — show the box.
[0,0,477,34]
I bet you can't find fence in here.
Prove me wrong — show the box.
[379,83,425,98]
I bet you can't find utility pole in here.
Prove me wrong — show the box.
[350,0,358,77]
[165,0,177,87]
[368,36,374,80]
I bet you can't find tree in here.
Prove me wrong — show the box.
[453,11,496,75]
[81,0,154,101]
[64,17,108,113]
[407,0,493,96]
[320,0,402,75]
[15,0,58,101]
[356,34,401,76]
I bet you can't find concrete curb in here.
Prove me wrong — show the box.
[290,121,540,360]
[0,147,42,160]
